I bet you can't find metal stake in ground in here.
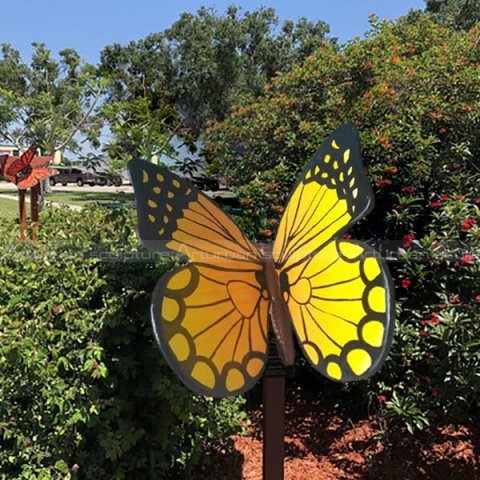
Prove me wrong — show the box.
[30,183,40,241]
[18,189,27,241]
[263,336,287,480]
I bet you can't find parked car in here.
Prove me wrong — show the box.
[94,171,123,187]
[50,166,96,187]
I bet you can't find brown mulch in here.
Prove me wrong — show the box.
[193,388,479,480]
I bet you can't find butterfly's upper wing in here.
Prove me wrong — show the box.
[31,156,53,169]
[6,144,37,176]
[273,123,373,271]
[273,123,394,382]
[129,160,268,397]
[128,160,263,268]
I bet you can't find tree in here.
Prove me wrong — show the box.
[99,5,333,155]
[0,43,104,156]
[99,86,183,163]
[159,6,332,134]
[424,0,480,30]
[99,36,186,164]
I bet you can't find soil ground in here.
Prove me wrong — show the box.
[194,387,479,480]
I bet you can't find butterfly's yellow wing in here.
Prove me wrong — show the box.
[129,160,268,397]
[273,123,394,382]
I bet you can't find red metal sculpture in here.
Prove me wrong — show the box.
[0,145,57,240]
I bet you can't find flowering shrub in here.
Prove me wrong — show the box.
[205,12,480,430]
[0,208,245,479]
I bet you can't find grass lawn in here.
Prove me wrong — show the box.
[0,187,134,207]
[0,186,134,220]
[0,196,18,220]
[44,190,134,207]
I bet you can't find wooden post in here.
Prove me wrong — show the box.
[263,337,286,480]
[30,183,40,241]
[18,189,27,241]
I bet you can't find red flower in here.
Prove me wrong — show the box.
[272,205,284,213]
[456,195,464,201]
[475,295,480,301]
[402,279,412,289]
[342,233,351,239]
[268,219,279,227]
[432,386,439,397]
[476,199,480,204]
[440,193,449,201]
[261,229,272,237]
[52,306,61,314]
[431,201,442,208]
[377,395,387,403]
[375,179,392,187]
[92,362,98,370]
[439,303,447,309]
[461,254,474,264]
[450,294,460,304]
[461,219,477,231]
[439,127,447,134]
[420,330,429,337]
[403,234,416,248]
[401,186,416,193]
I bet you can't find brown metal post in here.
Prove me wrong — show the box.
[18,189,27,241]
[263,337,286,480]
[30,184,40,241]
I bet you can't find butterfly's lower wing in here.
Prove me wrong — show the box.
[280,239,394,381]
[17,168,57,189]
[129,160,269,397]
[152,261,269,397]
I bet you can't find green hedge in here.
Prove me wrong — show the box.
[0,207,245,479]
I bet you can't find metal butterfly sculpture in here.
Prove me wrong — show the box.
[0,144,57,189]
[129,123,394,398]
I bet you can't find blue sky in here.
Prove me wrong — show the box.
[1,0,425,63]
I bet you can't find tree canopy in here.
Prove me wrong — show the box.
[99,5,332,152]
[425,0,480,30]
[0,43,103,156]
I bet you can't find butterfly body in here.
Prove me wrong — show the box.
[259,244,295,366]
[10,164,33,184]
[129,123,394,398]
